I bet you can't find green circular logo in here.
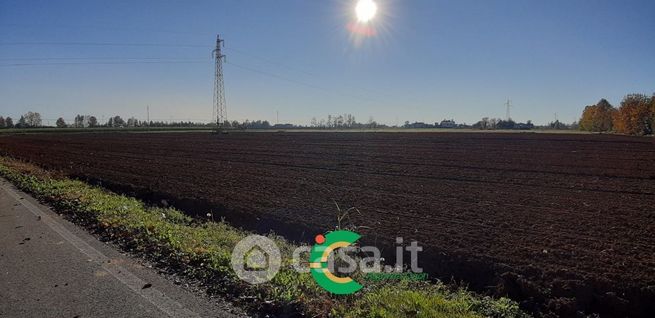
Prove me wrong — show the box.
[309,230,363,295]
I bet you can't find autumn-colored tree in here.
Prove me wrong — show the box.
[579,105,595,131]
[613,94,652,135]
[579,99,616,132]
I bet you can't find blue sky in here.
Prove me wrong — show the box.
[1,0,653,126]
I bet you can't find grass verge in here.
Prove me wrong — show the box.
[0,156,528,318]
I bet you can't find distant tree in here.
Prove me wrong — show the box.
[346,114,355,127]
[579,105,595,131]
[496,119,516,129]
[651,94,655,130]
[367,116,377,129]
[595,99,616,131]
[579,99,615,132]
[88,116,98,128]
[56,117,67,128]
[335,115,344,128]
[569,121,579,130]
[549,120,565,130]
[23,111,42,127]
[73,115,84,128]
[613,94,652,135]
[110,115,125,127]
[17,116,27,128]
[127,117,138,127]
[0,116,5,128]
[5,117,13,128]
[475,117,491,130]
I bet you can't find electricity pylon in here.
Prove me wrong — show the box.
[213,34,227,129]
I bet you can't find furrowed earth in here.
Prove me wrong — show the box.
[1,131,654,317]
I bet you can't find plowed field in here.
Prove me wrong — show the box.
[1,132,654,317]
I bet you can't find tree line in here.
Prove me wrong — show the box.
[0,112,211,129]
[579,94,655,135]
[0,112,42,128]
[309,114,382,129]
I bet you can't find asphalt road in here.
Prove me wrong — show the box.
[0,178,246,318]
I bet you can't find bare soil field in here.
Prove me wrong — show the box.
[1,132,654,317]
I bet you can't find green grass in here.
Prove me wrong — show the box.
[0,156,529,318]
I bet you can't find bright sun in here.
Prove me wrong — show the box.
[355,0,378,23]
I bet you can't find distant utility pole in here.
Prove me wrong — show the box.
[147,105,150,125]
[276,111,279,125]
[213,34,227,129]
[505,99,512,121]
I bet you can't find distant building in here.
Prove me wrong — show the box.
[439,119,456,128]
[515,121,535,130]
[405,122,432,129]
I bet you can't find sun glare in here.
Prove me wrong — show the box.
[355,0,377,23]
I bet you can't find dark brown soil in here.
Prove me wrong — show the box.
[1,131,654,317]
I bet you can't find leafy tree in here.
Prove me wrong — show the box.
[0,116,5,128]
[127,117,138,127]
[17,116,26,128]
[579,99,615,132]
[74,114,84,128]
[23,111,42,127]
[56,117,67,128]
[496,119,516,129]
[5,117,13,128]
[473,117,493,130]
[549,120,565,129]
[88,116,98,127]
[112,115,125,127]
[579,106,596,131]
[613,94,652,135]
[651,94,655,129]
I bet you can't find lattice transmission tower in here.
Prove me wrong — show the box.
[213,34,227,129]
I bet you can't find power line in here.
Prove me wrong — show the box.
[0,61,208,67]
[0,57,206,61]
[0,41,208,48]
[226,46,410,107]
[0,41,395,104]
[0,39,384,104]
[0,23,212,37]
[226,45,316,77]
[226,60,380,104]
